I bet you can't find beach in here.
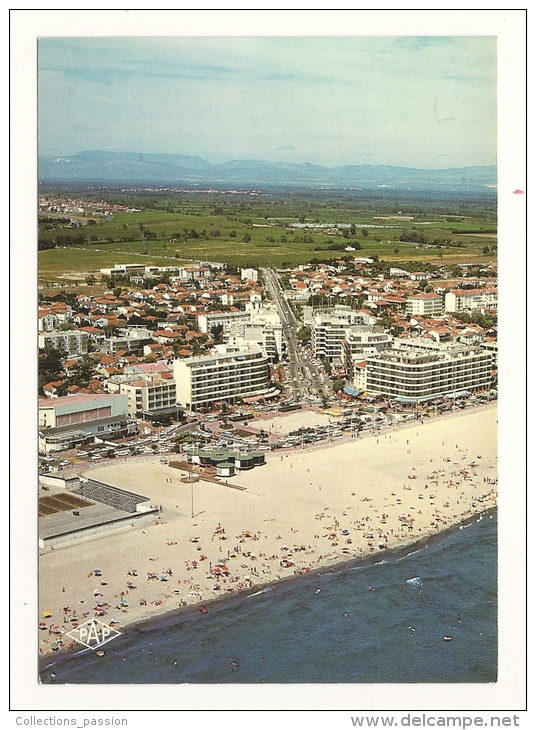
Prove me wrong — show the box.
[38,406,497,655]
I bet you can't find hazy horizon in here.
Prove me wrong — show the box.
[38,36,497,170]
[39,149,497,173]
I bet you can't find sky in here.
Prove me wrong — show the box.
[37,35,497,170]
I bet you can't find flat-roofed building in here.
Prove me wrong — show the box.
[241,326,280,362]
[119,378,177,418]
[38,393,135,452]
[480,340,498,369]
[444,288,498,312]
[405,293,444,317]
[364,343,494,403]
[38,330,89,356]
[311,308,368,360]
[99,263,146,276]
[198,306,283,361]
[39,393,128,429]
[173,341,273,411]
[241,268,258,282]
[105,327,153,355]
[198,310,250,334]
[341,328,393,377]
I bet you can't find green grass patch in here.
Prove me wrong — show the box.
[38,192,497,280]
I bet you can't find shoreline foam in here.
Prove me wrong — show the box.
[38,406,498,661]
[39,505,497,672]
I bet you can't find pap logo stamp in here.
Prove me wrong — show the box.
[65,618,121,650]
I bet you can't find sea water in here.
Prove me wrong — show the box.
[40,511,497,684]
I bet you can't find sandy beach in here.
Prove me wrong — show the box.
[38,405,497,655]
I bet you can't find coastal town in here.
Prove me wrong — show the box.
[15,15,526,708]
[38,245,498,657]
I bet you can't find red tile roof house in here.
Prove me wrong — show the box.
[153,328,184,344]
[423,325,453,343]
[98,365,124,379]
[42,380,65,397]
[78,326,106,343]
[95,354,117,367]
[122,354,140,365]
[143,343,166,357]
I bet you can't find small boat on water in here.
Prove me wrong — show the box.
[199,606,208,614]
[443,635,452,642]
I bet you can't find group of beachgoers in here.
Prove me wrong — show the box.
[39,407,498,656]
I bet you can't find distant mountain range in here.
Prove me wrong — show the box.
[38,150,497,191]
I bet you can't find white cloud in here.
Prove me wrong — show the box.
[38,36,497,168]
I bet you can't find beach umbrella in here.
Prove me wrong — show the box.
[43,610,52,618]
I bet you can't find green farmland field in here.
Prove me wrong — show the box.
[38,189,497,287]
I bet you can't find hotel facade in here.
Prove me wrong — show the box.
[363,342,494,403]
[118,379,177,418]
[444,288,498,312]
[173,342,273,410]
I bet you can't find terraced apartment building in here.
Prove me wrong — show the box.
[173,341,274,411]
[363,342,494,403]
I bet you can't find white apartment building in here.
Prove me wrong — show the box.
[241,268,258,282]
[364,343,494,403]
[173,342,273,411]
[105,327,154,355]
[119,379,177,418]
[38,330,89,356]
[341,328,393,376]
[389,267,411,278]
[198,310,251,334]
[405,293,444,317]
[198,305,283,361]
[312,308,382,361]
[240,326,280,362]
[247,306,283,360]
[38,310,62,332]
[444,288,498,312]
[351,360,368,391]
[39,313,58,332]
[480,340,498,369]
